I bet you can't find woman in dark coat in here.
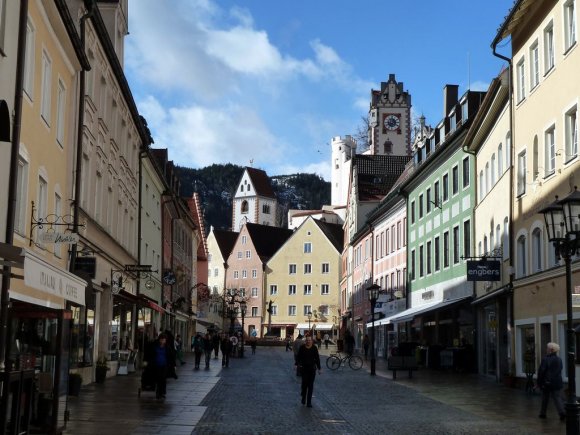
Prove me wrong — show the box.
[537,342,565,420]
[144,333,170,401]
[295,335,321,408]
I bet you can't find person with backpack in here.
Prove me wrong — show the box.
[191,332,203,370]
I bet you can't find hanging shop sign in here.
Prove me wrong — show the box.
[38,231,79,244]
[74,257,96,279]
[467,260,501,281]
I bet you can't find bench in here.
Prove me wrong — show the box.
[387,355,418,379]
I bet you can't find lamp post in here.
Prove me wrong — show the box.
[240,300,247,358]
[539,187,580,435]
[307,311,312,335]
[367,283,381,376]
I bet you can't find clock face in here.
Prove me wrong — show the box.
[384,114,400,130]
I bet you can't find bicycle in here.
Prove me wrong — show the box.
[326,351,364,371]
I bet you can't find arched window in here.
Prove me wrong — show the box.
[533,135,539,181]
[503,218,510,259]
[517,235,527,278]
[496,224,501,252]
[484,235,488,254]
[491,154,496,186]
[241,200,249,214]
[532,228,543,273]
[498,143,503,175]
[485,162,490,194]
[479,170,484,200]
[506,132,511,167]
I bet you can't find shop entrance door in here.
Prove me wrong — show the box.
[482,304,497,376]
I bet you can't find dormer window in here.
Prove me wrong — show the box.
[438,124,445,145]
[461,101,468,121]
[449,110,456,133]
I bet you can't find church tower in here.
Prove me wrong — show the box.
[331,135,356,207]
[232,167,278,230]
[368,74,412,156]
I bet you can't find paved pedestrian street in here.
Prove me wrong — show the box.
[65,347,564,435]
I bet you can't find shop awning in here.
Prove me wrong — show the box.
[147,300,165,313]
[367,296,471,327]
[314,323,333,330]
[295,323,312,329]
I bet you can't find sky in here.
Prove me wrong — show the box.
[125,0,514,181]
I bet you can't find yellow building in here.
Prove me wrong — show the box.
[266,217,343,340]
[493,0,580,384]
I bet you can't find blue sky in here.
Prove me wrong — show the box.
[125,0,513,181]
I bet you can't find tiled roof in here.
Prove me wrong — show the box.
[246,167,276,198]
[246,223,293,261]
[314,220,344,253]
[355,155,411,201]
[213,229,238,260]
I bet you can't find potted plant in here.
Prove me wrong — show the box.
[68,372,83,396]
[95,357,110,383]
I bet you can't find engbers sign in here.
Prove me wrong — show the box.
[467,260,501,281]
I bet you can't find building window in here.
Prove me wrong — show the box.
[530,41,539,89]
[532,228,543,273]
[251,307,258,317]
[452,165,459,195]
[434,236,440,271]
[246,250,251,258]
[288,305,296,316]
[37,176,48,246]
[303,305,312,315]
[214,268,219,277]
[498,144,503,176]
[304,242,312,253]
[426,188,431,213]
[304,264,312,274]
[237,251,242,259]
[271,305,277,316]
[491,154,496,186]
[453,226,460,264]
[545,126,556,175]
[23,18,35,98]
[262,204,270,214]
[434,181,440,208]
[251,287,258,297]
[544,21,555,72]
[270,285,278,296]
[462,157,470,188]
[443,173,449,201]
[233,270,239,279]
[443,231,450,268]
[426,241,432,274]
[565,106,578,161]
[516,58,526,103]
[242,235,247,244]
[517,235,527,278]
[15,156,28,235]
[410,200,415,224]
[40,51,52,124]
[252,269,257,278]
[517,150,527,196]
[321,284,329,295]
[564,0,577,51]
[289,264,296,274]
[503,218,510,260]
[304,285,312,295]
[56,80,66,145]
[463,220,471,258]
[241,200,249,213]
[411,249,416,280]
[288,285,296,295]
[242,270,247,278]
[322,263,329,274]
[419,194,424,219]
[419,245,424,277]
[532,136,539,181]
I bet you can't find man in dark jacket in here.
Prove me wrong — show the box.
[537,342,565,421]
[295,335,321,408]
[220,333,233,368]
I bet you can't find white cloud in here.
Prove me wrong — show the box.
[278,161,331,182]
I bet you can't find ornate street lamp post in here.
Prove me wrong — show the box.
[367,283,381,376]
[307,311,312,335]
[540,187,580,435]
[240,300,247,358]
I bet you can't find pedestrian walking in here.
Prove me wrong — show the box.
[363,334,370,360]
[285,336,292,351]
[324,333,330,349]
[144,333,169,401]
[220,333,232,367]
[250,338,257,354]
[192,332,203,369]
[537,342,566,421]
[292,334,304,376]
[212,332,220,359]
[295,335,321,408]
[203,333,213,369]
[164,330,178,379]
[344,329,355,356]
[175,334,185,365]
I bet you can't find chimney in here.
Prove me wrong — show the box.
[443,84,459,117]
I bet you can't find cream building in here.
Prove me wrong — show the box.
[265,217,342,340]
[493,0,580,384]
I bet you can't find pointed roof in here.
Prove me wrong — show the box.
[313,219,344,252]
[354,155,411,201]
[245,167,276,198]
[245,223,293,261]
[187,193,207,259]
[213,229,239,260]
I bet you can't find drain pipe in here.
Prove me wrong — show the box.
[0,0,29,372]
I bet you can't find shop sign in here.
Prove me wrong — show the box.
[24,250,86,305]
[467,260,501,281]
[38,231,79,244]
[74,257,96,279]
[125,264,152,273]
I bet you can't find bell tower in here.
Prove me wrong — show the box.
[368,74,412,156]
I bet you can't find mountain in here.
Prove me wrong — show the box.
[175,164,331,233]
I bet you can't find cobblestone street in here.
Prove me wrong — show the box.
[66,347,565,434]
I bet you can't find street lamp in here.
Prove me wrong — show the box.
[240,300,247,358]
[367,283,381,376]
[307,311,312,335]
[539,186,580,435]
